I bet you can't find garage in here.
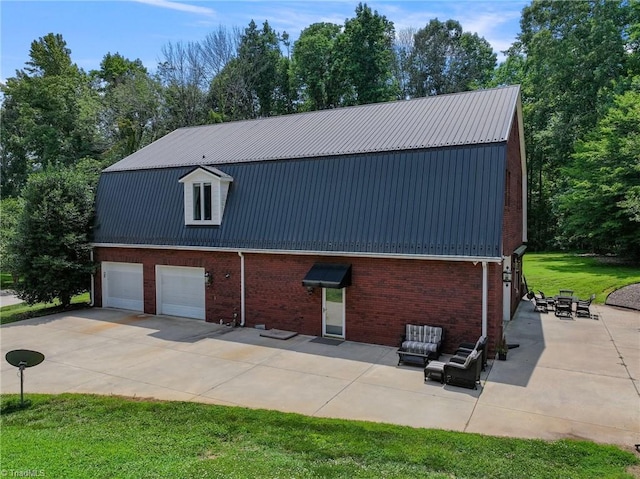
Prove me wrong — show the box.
[156,265,206,320]
[101,262,144,311]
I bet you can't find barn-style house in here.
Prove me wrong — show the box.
[92,85,527,355]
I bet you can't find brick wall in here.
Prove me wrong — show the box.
[503,112,524,255]
[94,247,504,354]
[503,111,526,315]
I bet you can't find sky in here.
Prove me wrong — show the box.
[1,0,529,83]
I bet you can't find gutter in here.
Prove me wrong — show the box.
[482,261,488,337]
[89,250,95,307]
[238,251,245,327]
[91,243,503,264]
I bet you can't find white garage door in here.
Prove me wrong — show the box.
[102,262,144,311]
[156,265,206,320]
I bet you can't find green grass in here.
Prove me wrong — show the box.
[1,394,637,479]
[0,272,16,289]
[524,253,640,304]
[0,292,90,325]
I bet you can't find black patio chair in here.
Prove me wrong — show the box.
[555,296,573,318]
[527,290,549,313]
[444,350,482,389]
[576,294,596,318]
[543,292,556,311]
[454,335,488,371]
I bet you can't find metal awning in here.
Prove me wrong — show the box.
[302,263,352,289]
[513,244,527,257]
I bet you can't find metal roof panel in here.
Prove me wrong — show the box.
[105,86,520,172]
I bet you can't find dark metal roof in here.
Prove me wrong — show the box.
[104,86,520,172]
[302,263,352,289]
[93,144,507,258]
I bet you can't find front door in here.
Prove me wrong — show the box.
[322,288,345,338]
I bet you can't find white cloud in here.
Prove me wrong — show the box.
[133,0,216,17]
[374,1,526,62]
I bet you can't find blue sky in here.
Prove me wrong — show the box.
[1,0,528,82]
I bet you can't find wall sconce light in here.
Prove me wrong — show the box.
[225,273,230,279]
[502,267,512,283]
[306,286,314,295]
[204,271,213,286]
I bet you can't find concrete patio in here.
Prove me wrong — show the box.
[1,300,638,449]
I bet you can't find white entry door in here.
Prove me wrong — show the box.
[156,265,206,320]
[322,288,345,338]
[102,262,144,311]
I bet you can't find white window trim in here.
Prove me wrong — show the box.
[178,167,233,226]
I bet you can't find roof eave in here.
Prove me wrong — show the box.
[91,243,503,263]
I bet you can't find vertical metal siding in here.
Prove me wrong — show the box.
[94,144,507,257]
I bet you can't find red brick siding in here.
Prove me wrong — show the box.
[244,254,321,336]
[503,112,525,315]
[93,247,504,354]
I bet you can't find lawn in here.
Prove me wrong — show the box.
[0,292,90,325]
[1,394,637,479]
[523,253,640,304]
[0,272,15,289]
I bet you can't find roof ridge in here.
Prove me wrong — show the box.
[172,85,521,133]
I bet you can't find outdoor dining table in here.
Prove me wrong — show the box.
[552,294,579,316]
[553,295,579,303]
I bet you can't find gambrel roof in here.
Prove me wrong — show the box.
[94,86,524,260]
[105,86,521,172]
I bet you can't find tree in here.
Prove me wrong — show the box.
[489,53,526,88]
[338,3,398,104]
[94,53,164,161]
[237,20,283,117]
[409,19,496,96]
[10,167,97,307]
[557,79,640,259]
[158,40,210,129]
[507,0,631,249]
[274,50,296,115]
[392,27,416,100]
[293,22,345,110]
[0,33,103,197]
[95,52,146,89]
[25,33,74,77]
[200,25,241,80]
[208,57,254,121]
[0,197,23,285]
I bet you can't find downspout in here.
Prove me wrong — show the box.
[482,261,488,338]
[89,250,95,307]
[238,251,245,326]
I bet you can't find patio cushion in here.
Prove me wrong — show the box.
[405,324,425,342]
[424,326,443,344]
[401,340,438,355]
[425,360,445,373]
[405,325,443,344]
[447,349,480,369]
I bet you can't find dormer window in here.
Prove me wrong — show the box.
[193,182,212,220]
[179,166,233,226]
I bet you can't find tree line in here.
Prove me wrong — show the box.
[1,0,639,305]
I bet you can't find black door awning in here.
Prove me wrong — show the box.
[302,263,352,289]
[513,244,527,257]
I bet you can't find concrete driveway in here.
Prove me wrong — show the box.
[1,301,638,448]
